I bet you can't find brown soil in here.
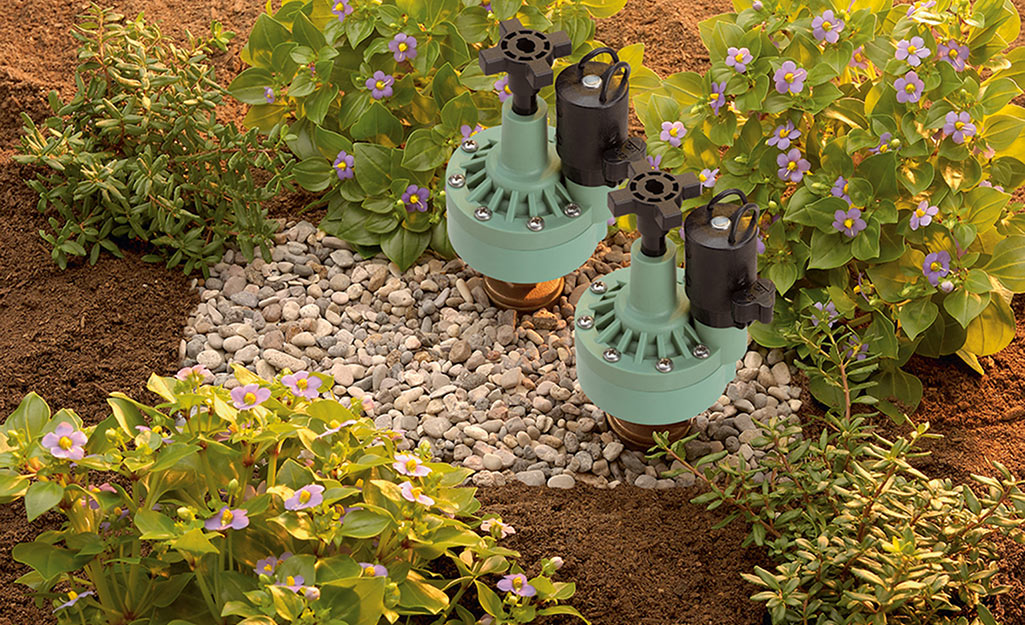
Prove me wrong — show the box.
[2,1,1025,624]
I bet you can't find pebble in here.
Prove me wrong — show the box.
[179,220,804,490]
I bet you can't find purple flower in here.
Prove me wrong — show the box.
[278,575,305,592]
[774,60,807,95]
[54,590,95,612]
[365,71,395,100]
[333,151,355,181]
[647,154,662,170]
[481,518,516,538]
[176,364,212,382]
[756,237,766,255]
[831,176,851,204]
[497,573,536,597]
[725,47,753,73]
[943,111,976,144]
[980,180,1006,192]
[896,37,930,67]
[263,87,275,104]
[939,280,955,293]
[660,121,686,147]
[389,33,418,63]
[753,0,763,9]
[832,207,867,238]
[767,121,801,150]
[231,384,270,410]
[812,301,839,327]
[393,453,431,477]
[709,81,727,114]
[910,200,938,230]
[850,46,869,70]
[812,10,844,44]
[205,506,249,531]
[83,483,116,510]
[42,422,88,461]
[285,484,324,511]
[318,419,357,438]
[359,562,388,577]
[303,586,321,601]
[938,39,968,71]
[282,371,322,399]
[923,250,951,286]
[332,0,354,22]
[400,481,435,506]
[895,71,925,104]
[871,132,893,154]
[494,76,511,102]
[698,168,718,189]
[401,184,429,213]
[776,148,810,183]
[846,338,869,361]
[906,0,936,17]
[461,124,483,139]
[254,552,292,576]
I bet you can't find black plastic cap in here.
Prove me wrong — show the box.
[479,19,572,115]
[608,170,701,257]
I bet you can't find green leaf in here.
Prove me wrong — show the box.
[338,509,392,539]
[983,235,1025,290]
[808,230,853,269]
[964,294,1017,356]
[12,542,85,580]
[228,68,275,104]
[135,509,179,540]
[475,580,506,618]
[897,297,938,340]
[398,574,449,612]
[350,102,403,145]
[354,144,395,196]
[149,443,200,473]
[305,85,338,126]
[440,92,478,133]
[172,529,220,556]
[401,128,450,171]
[944,290,991,329]
[381,228,431,271]
[293,157,334,193]
[25,480,63,522]
[1,393,51,445]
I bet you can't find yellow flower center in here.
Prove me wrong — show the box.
[710,92,719,100]
[297,378,308,390]
[263,564,273,572]
[513,577,524,589]
[787,161,797,171]
[363,566,376,576]
[779,128,789,138]
[823,21,833,30]
[699,173,707,182]
[843,183,849,194]
[221,509,234,525]
[504,85,511,94]
[905,83,916,93]
[669,127,679,137]
[955,121,965,130]
[734,53,746,63]
[879,144,889,153]
[335,162,348,170]
[399,43,408,51]
[411,486,423,499]
[908,45,917,53]
[916,208,926,217]
[286,576,296,586]
[784,72,794,82]
[68,591,78,600]
[299,490,311,504]
[948,48,958,58]
[334,2,344,9]
[409,194,420,204]
[376,80,385,89]
[58,436,74,450]
[243,392,257,405]
[844,218,854,229]
[406,458,419,472]
[856,52,865,62]
[931,262,942,271]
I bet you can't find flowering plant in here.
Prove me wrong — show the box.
[229,0,630,269]
[635,0,1025,418]
[16,6,295,276]
[0,368,583,624]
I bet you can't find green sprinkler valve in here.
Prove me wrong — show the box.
[444,19,634,311]
[573,167,775,447]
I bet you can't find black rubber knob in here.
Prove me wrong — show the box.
[608,170,702,257]
[479,19,572,116]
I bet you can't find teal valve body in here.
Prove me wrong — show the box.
[574,238,749,425]
[444,97,611,284]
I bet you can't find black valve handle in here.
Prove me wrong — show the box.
[608,168,703,257]
[479,19,573,116]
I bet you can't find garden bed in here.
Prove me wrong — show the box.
[2,0,1025,624]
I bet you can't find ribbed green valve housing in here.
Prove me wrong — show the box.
[444,19,634,284]
[574,167,775,427]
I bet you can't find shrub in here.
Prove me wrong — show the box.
[0,366,583,625]
[16,5,295,276]
[652,312,1025,625]
[635,0,1025,417]
[229,0,637,270]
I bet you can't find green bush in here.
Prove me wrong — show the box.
[16,5,295,276]
[0,366,583,624]
[229,0,638,270]
[635,0,1025,417]
[652,314,1025,625]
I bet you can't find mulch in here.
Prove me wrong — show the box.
[1,1,1024,623]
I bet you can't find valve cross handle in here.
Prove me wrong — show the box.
[608,170,702,257]
[479,19,572,116]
